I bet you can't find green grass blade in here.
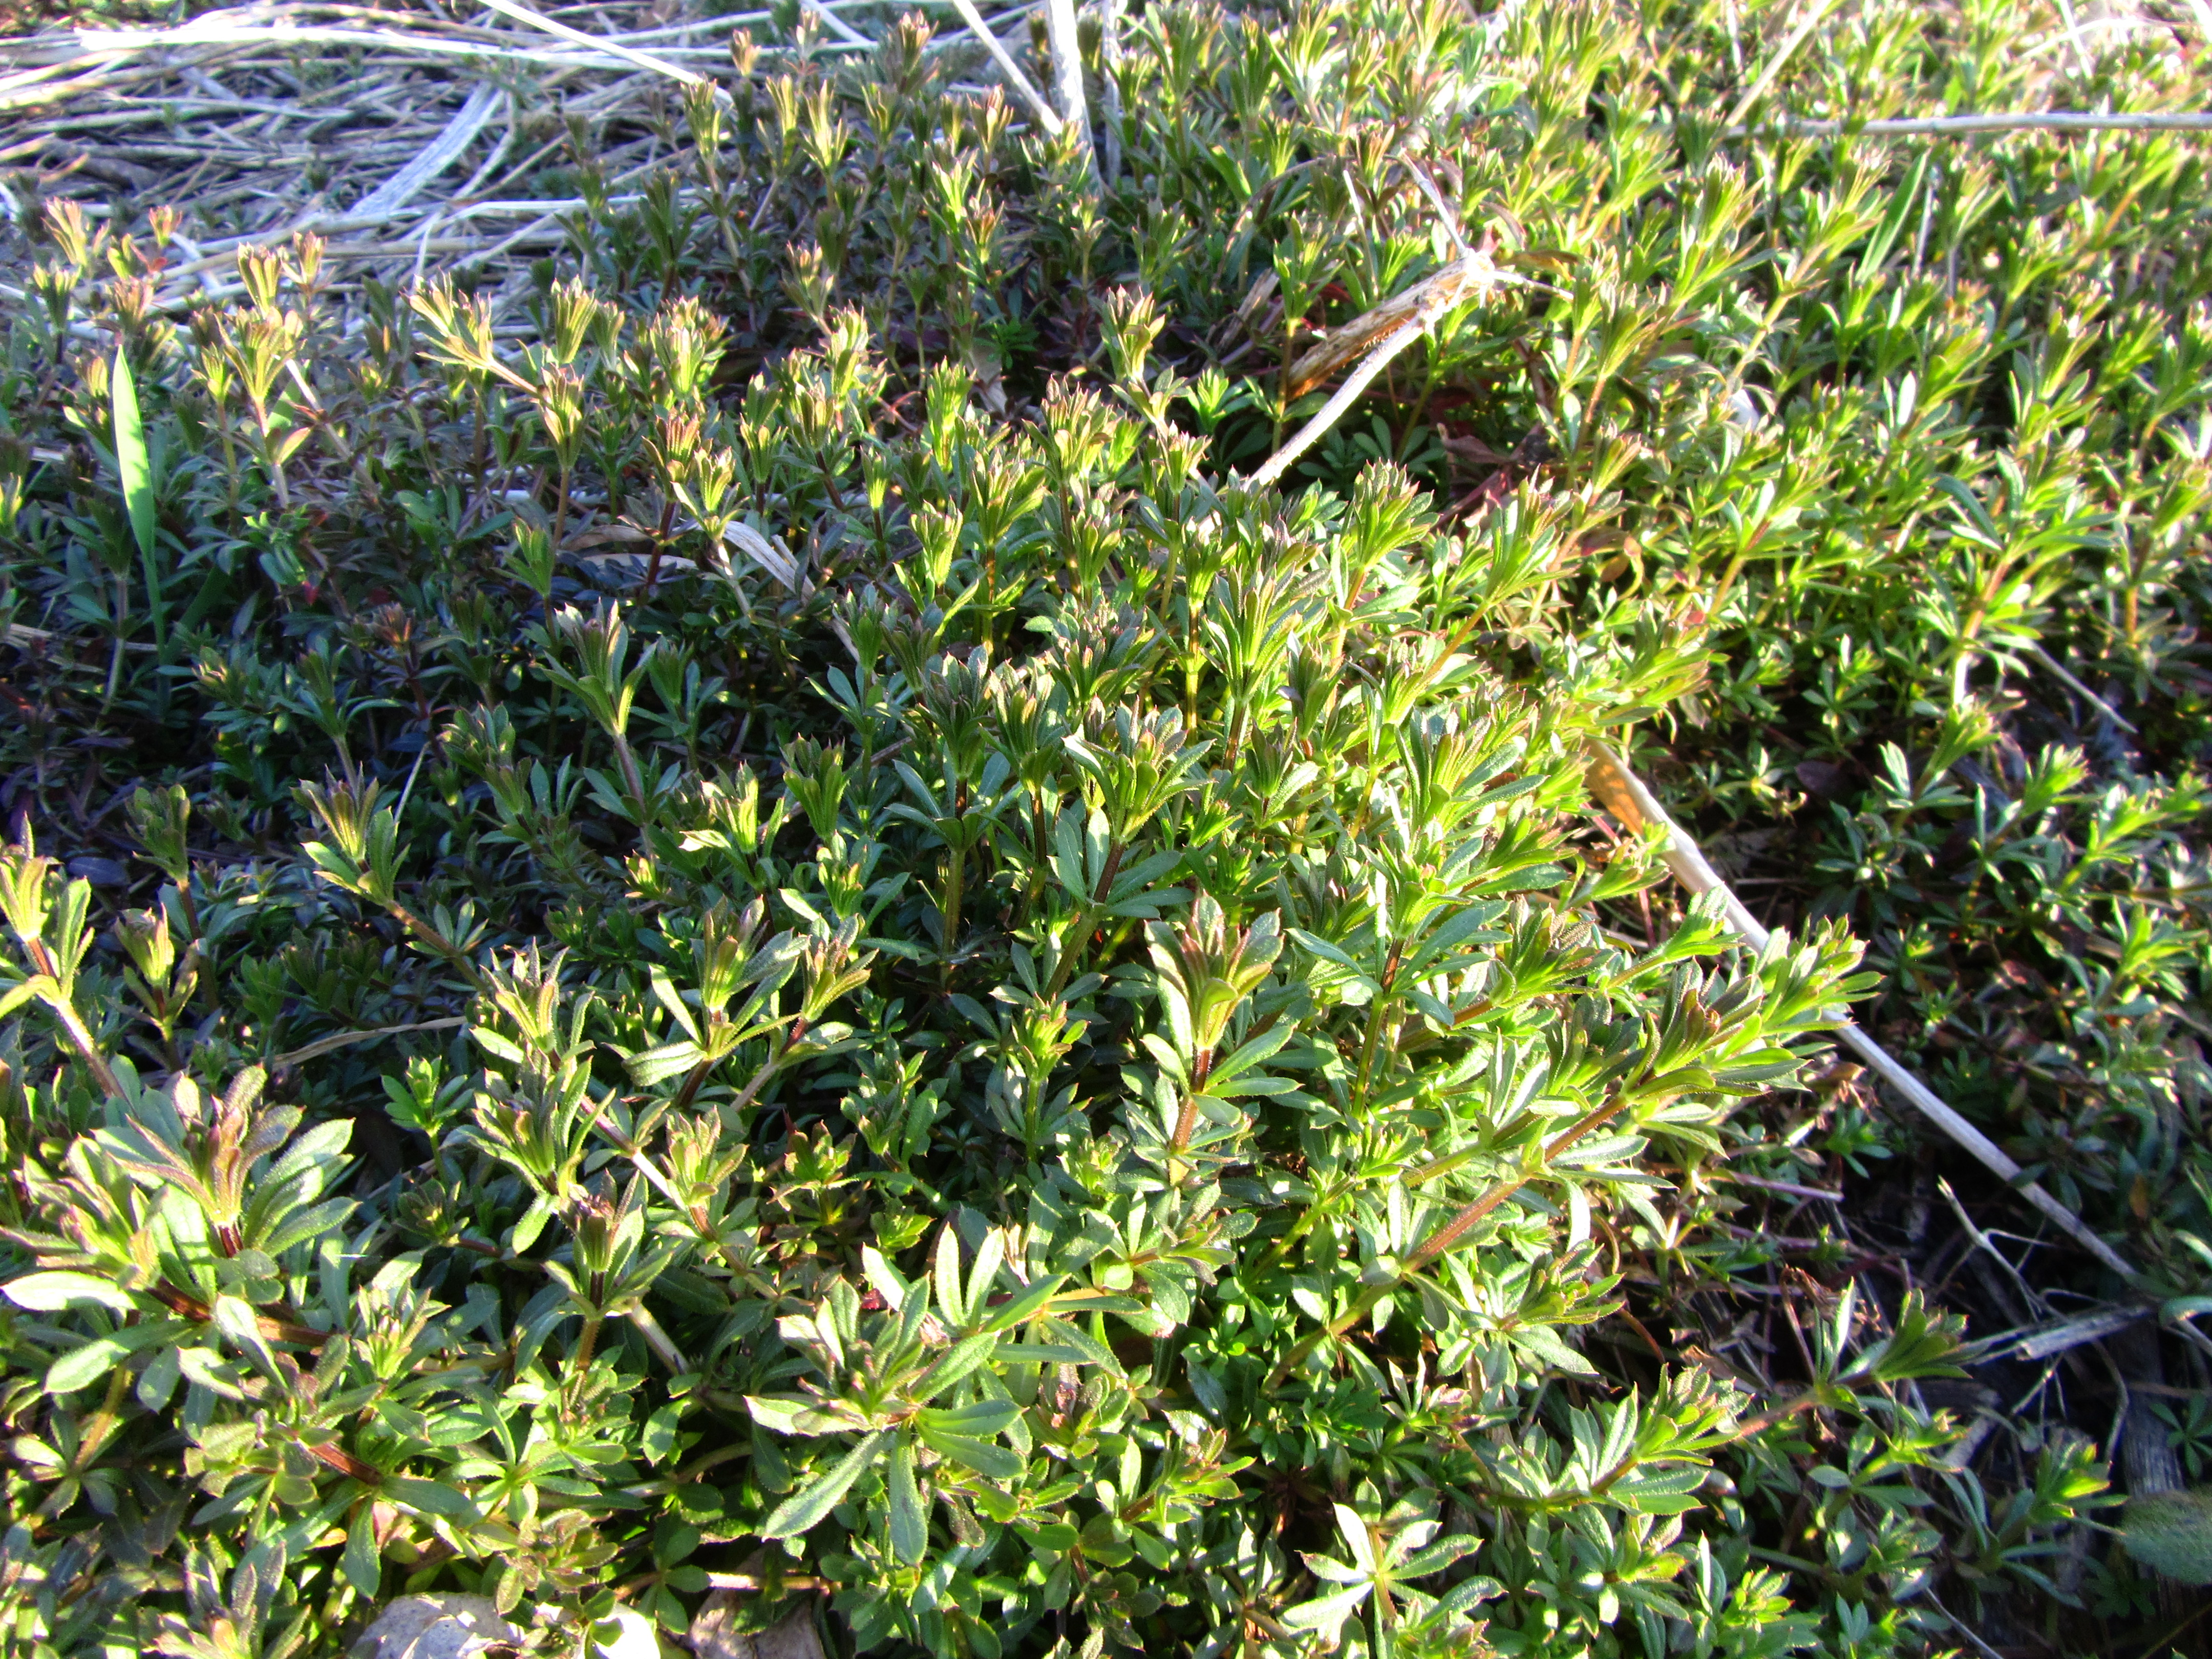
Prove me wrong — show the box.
[110,346,164,652]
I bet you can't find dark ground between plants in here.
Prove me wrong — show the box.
[0,1,2208,1657]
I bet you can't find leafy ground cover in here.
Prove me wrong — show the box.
[0,1,2208,1655]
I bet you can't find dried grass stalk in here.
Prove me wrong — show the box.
[1043,0,1094,180]
[1251,251,1513,487]
[347,80,502,219]
[1751,110,2212,136]
[1583,739,2140,1282]
[1281,252,1502,402]
[945,0,1061,132]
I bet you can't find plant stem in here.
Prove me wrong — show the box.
[566,1312,603,1412]
[1166,1045,1215,1167]
[1719,1388,1826,1444]
[1266,1090,1636,1389]
[1350,944,1401,1112]
[21,943,125,1102]
[938,844,964,991]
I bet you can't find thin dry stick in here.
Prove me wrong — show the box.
[702,1571,829,1593]
[266,1015,465,1068]
[1042,0,1095,180]
[1249,318,1428,487]
[1935,1174,2050,1320]
[2022,14,2164,57]
[1724,0,1842,129]
[449,98,521,200]
[459,142,692,271]
[78,41,679,301]
[1098,0,1125,181]
[945,0,1061,133]
[148,202,594,305]
[1248,256,1507,488]
[346,78,501,219]
[475,0,720,93]
[410,205,445,287]
[1404,158,1474,259]
[1919,1589,2010,1659]
[1746,111,2212,137]
[2051,0,2091,77]
[0,25,644,85]
[799,0,872,49]
[1279,253,1505,399]
[1582,739,2140,1282]
[2025,641,2135,733]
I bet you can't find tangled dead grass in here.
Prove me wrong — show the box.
[0,0,1039,321]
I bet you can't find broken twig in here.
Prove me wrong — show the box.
[2026,641,2136,733]
[1742,110,2212,138]
[1724,0,1842,129]
[1249,254,1511,488]
[1280,253,1502,402]
[944,0,1060,133]
[1584,739,2140,1282]
[476,0,719,93]
[346,80,501,220]
[1043,0,1096,181]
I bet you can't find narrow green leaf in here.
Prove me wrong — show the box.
[746,1392,869,1436]
[913,1332,1001,1399]
[642,1403,684,1466]
[175,1345,249,1400]
[760,1430,889,1539]
[110,346,163,651]
[136,1342,180,1411]
[914,1426,1024,1482]
[5,1271,138,1313]
[934,1225,967,1326]
[509,1195,553,1253]
[384,1476,479,1522]
[43,1320,180,1395]
[46,1336,136,1395]
[888,1434,925,1563]
[343,1505,381,1598]
[1032,1318,1123,1374]
[975,1272,1064,1335]
[1280,1583,1371,1635]
[915,1399,1020,1439]
[1507,1322,1598,1376]
[211,1294,279,1380]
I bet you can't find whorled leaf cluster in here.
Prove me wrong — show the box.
[1,0,2205,1655]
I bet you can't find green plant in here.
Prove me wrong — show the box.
[3,0,2206,1654]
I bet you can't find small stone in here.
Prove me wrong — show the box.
[592,1605,665,1659]
[687,1594,823,1659]
[349,1595,520,1659]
